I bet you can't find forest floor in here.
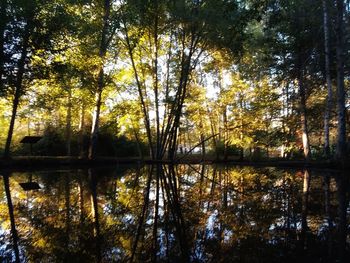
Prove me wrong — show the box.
[0,155,349,171]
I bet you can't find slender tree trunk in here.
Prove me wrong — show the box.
[298,74,311,161]
[88,0,110,160]
[167,45,194,160]
[65,87,72,156]
[207,107,219,160]
[4,92,21,158]
[186,119,191,154]
[200,133,206,160]
[335,0,347,163]
[159,32,174,157]
[281,84,288,158]
[223,106,228,161]
[153,0,161,160]
[323,0,333,158]
[123,23,154,159]
[0,0,6,92]
[168,125,180,160]
[4,24,30,158]
[78,101,86,157]
[239,97,244,161]
[133,128,144,160]
[89,84,102,159]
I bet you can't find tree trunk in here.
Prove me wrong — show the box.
[0,0,6,91]
[323,0,333,158]
[89,85,102,159]
[153,0,161,160]
[281,83,289,158]
[78,101,86,157]
[65,87,72,156]
[123,24,154,160]
[167,46,194,160]
[133,128,144,160]
[3,23,30,158]
[88,0,110,160]
[208,107,219,160]
[223,106,228,161]
[335,0,347,163]
[239,97,244,161]
[200,133,206,160]
[298,75,311,161]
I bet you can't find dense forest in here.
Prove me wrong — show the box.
[0,0,349,164]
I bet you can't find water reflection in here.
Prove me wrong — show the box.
[0,166,349,262]
[2,171,20,263]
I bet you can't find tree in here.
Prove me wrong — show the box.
[0,0,8,94]
[184,82,211,159]
[264,0,324,160]
[2,0,73,158]
[322,0,333,158]
[3,0,34,158]
[120,0,260,161]
[334,0,347,163]
[88,0,119,160]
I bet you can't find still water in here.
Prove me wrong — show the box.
[0,165,349,262]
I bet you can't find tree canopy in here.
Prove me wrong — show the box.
[0,0,349,163]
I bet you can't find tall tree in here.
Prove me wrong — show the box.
[322,0,333,157]
[3,1,34,158]
[88,0,116,159]
[121,0,258,161]
[2,0,72,158]
[0,0,8,94]
[334,0,347,163]
[265,0,323,161]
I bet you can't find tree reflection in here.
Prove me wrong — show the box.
[336,173,348,263]
[0,166,349,262]
[88,168,101,262]
[300,170,311,252]
[323,173,334,261]
[1,171,20,263]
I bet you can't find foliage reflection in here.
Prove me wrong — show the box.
[0,166,349,262]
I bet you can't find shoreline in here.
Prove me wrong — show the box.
[0,156,348,171]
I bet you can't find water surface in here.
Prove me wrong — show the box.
[0,165,349,262]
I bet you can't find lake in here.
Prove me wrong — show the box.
[0,165,349,262]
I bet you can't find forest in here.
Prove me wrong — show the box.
[2,1,350,262]
[0,0,349,165]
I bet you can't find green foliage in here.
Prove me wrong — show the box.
[0,0,349,160]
